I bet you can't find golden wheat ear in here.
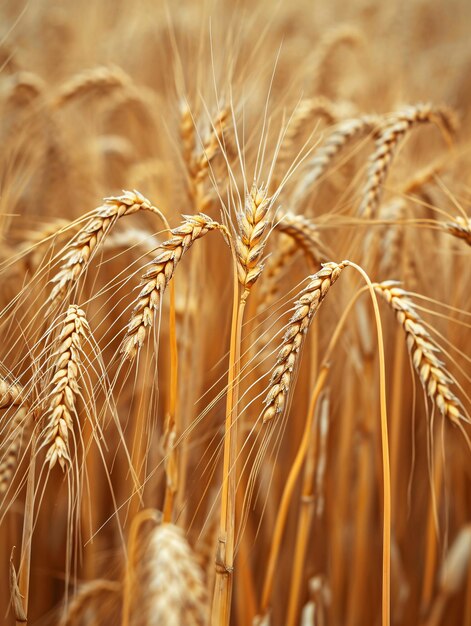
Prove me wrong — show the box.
[42,305,90,471]
[359,103,458,218]
[140,523,210,625]
[445,216,471,246]
[375,281,468,426]
[0,379,31,497]
[48,190,163,310]
[122,213,229,359]
[262,261,347,423]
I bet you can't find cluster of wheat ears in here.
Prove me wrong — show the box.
[1,0,471,625]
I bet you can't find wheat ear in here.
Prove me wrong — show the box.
[276,213,325,266]
[277,97,354,172]
[359,104,457,218]
[43,306,89,470]
[143,523,209,626]
[292,115,378,206]
[0,379,31,496]
[262,262,346,423]
[122,213,228,359]
[52,65,131,108]
[0,379,23,409]
[445,216,471,246]
[375,282,466,425]
[49,190,162,307]
[312,24,364,96]
[236,185,272,296]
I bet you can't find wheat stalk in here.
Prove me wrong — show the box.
[43,305,89,470]
[0,379,30,496]
[262,262,346,423]
[122,213,228,359]
[375,281,465,425]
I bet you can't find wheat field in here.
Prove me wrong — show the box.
[1,0,471,624]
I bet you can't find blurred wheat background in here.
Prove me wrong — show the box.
[1,0,471,624]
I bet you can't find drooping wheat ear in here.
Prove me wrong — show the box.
[103,86,158,133]
[262,262,347,423]
[0,379,23,409]
[312,25,364,97]
[143,523,209,626]
[122,213,228,359]
[236,185,273,296]
[43,306,89,470]
[276,213,326,267]
[49,190,161,308]
[0,406,30,496]
[375,282,466,425]
[180,106,229,210]
[0,42,18,74]
[59,580,120,626]
[278,97,355,170]
[6,71,45,106]
[0,379,31,496]
[445,216,471,246]
[52,65,131,108]
[292,115,378,206]
[359,104,458,218]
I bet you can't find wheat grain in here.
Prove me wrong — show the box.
[262,262,346,423]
